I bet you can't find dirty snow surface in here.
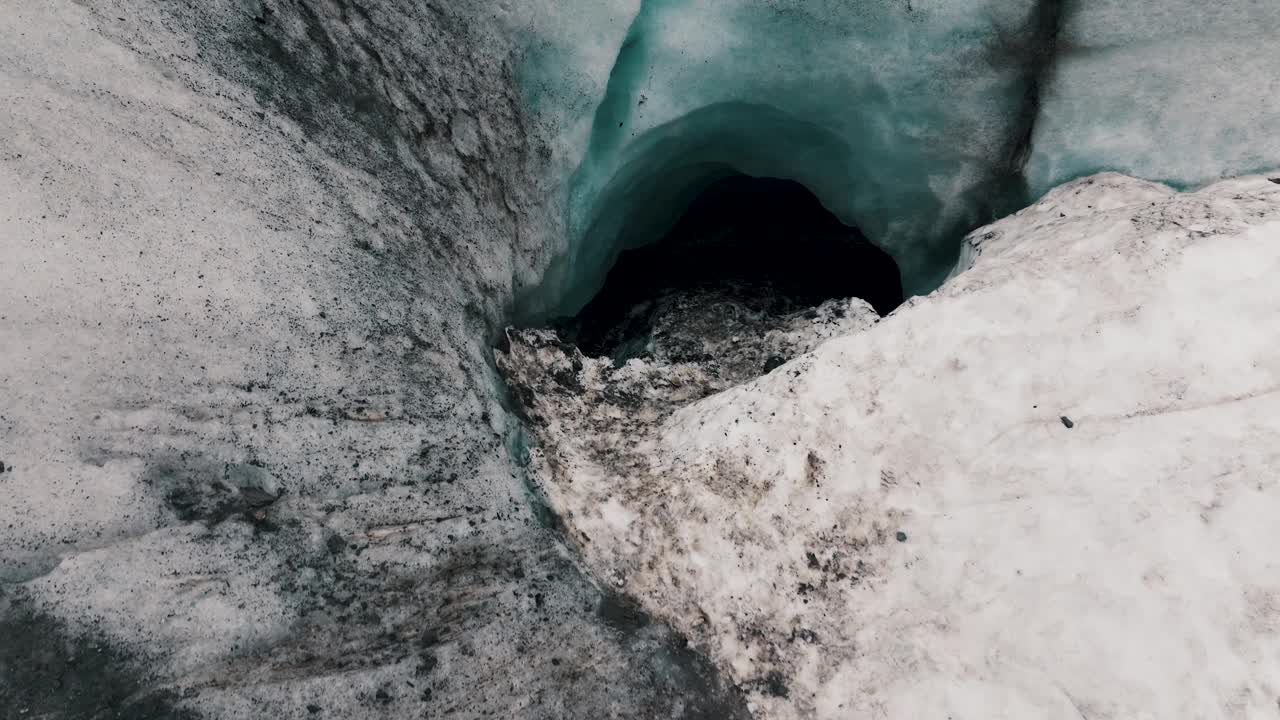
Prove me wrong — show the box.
[0,3,748,718]
[501,173,1280,719]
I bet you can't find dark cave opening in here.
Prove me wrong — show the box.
[554,174,904,360]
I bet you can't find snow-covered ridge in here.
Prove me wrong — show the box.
[503,172,1280,718]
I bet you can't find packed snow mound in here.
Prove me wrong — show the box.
[507,0,1280,316]
[501,172,1280,718]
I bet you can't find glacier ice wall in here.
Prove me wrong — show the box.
[507,0,1280,319]
[1026,0,1280,194]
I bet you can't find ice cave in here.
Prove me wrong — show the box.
[3,1,1280,719]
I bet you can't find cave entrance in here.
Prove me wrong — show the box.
[554,174,904,361]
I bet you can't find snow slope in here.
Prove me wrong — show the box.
[503,172,1280,718]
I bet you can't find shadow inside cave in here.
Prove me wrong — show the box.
[556,174,903,360]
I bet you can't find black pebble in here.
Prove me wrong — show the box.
[306,705,321,714]
[895,531,907,543]
[763,355,787,374]
[1269,178,1280,185]
[1060,416,1074,429]
[0,462,5,473]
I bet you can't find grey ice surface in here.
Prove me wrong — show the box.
[0,2,744,718]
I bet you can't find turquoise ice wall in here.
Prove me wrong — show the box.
[506,0,1280,319]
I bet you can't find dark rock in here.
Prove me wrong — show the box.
[418,630,441,649]
[151,456,286,526]
[763,355,787,374]
[789,627,818,644]
[1060,416,1074,429]
[226,463,280,506]
[417,652,438,676]
[1269,178,1280,184]
[306,704,321,714]
[764,671,789,698]
[895,531,908,542]
[597,592,649,634]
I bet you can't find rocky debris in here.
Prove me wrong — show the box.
[497,286,887,710]
[539,282,880,397]
[643,287,879,385]
[155,461,282,526]
[226,463,281,507]
[498,288,882,537]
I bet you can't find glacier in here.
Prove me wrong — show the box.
[3,0,1280,719]
[508,0,1280,318]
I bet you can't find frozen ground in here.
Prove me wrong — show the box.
[501,173,1280,718]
